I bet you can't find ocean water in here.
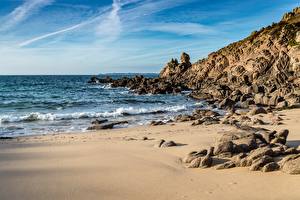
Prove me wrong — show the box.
[0,75,206,137]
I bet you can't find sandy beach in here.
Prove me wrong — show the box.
[0,109,299,200]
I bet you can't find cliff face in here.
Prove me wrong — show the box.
[160,7,300,107]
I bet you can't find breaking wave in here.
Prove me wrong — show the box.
[0,105,187,123]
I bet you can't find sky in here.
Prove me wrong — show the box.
[0,0,299,75]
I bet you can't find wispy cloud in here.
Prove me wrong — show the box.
[139,22,214,35]
[0,0,54,32]
[96,0,122,40]
[18,0,196,47]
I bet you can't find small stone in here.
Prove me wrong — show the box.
[161,141,177,148]
[155,139,165,148]
[142,137,148,140]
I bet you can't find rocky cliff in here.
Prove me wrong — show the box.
[160,7,300,108]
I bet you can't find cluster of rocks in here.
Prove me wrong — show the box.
[88,75,186,95]
[87,119,128,130]
[159,7,300,111]
[175,109,221,126]
[183,129,300,174]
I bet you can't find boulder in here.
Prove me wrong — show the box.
[281,154,300,174]
[183,150,207,163]
[214,141,234,155]
[275,129,289,139]
[261,162,280,172]
[233,137,258,153]
[249,107,267,115]
[247,147,274,165]
[249,155,274,171]
[219,98,236,109]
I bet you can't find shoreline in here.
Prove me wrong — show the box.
[0,108,299,200]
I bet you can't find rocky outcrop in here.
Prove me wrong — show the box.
[183,128,300,174]
[88,75,186,95]
[160,7,300,109]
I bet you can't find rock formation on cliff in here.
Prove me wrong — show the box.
[160,7,300,108]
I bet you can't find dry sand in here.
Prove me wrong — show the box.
[0,109,300,200]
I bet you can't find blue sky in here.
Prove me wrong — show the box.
[0,0,299,75]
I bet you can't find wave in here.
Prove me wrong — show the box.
[0,105,187,123]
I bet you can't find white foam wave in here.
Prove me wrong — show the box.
[0,105,187,123]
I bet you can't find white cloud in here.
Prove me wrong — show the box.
[96,0,122,40]
[0,0,54,31]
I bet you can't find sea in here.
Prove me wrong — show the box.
[0,74,209,137]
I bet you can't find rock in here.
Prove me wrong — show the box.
[285,147,299,155]
[142,137,149,140]
[275,129,289,139]
[276,101,288,109]
[175,114,195,122]
[261,131,276,143]
[187,157,202,168]
[219,98,236,109]
[191,117,219,126]
[160,141,177,148]
[281,154,300,174]
[150,121,166,126]
[91,119,109,124]
[261,162,280,172]
[231,153,247,166]
[87,121,128,130]
[183,150,207,163]
[278,154,300,167]
[249,155,274,171]
[233,137,258,153]
[240,157,249,167]
[249,107,267,115]
[199,156,213,168]
[270,137,286,145]
[214,141,234,155]
[251,118,266,125]
[271,145,286,156]
[247,147,274,164]
[207,146,214,156]
[155,139,165,148]
[215,161,236,170]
